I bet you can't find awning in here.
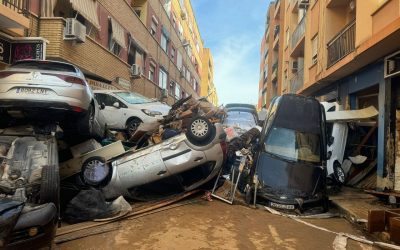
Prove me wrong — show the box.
[110,17,127,49]
[128,33,148,54]
[69,0,100,30]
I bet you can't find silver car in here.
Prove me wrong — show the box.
[80,117,227,200]
[0,60,105,137]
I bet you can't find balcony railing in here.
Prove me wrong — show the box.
[289,69,304,94]
[1,0,29,16]
[291,16,306,49]
[327,21,356,67]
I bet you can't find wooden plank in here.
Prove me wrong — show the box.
[365,189,400,198]
[347,159,377,186]
[368,210,385,233]
[389,217,400,244]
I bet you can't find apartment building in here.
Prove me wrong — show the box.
[260,0,400,190]
[201,48,218,106]
[0,0,208,105]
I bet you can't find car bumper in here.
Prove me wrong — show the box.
[257,191,325,210]
[0,100,89,120]
[4,203,57,249]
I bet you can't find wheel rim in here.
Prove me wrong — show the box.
[191,119,209,138]
[128,121,140,135]
[336,168,345,183]
[83,160,108,185]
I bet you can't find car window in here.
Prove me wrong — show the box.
[11,61,77,73]
[95,93,127,108]
[115,92,153,104]
[264,127,321,163]
[223,111,257,129]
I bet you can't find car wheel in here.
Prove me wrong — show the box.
[333,162,346,184]
[81,156,109,186]
[126,118,142,135]
[186,116,216,146]
[77,104,95,137]
[40,165,60,207]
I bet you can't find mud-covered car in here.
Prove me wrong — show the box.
[0,126,59,249]
[79,116,227,200]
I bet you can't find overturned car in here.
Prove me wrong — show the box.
[0,126,59,249]
[75,116,227,200]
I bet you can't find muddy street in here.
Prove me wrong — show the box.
[58,198,375,250]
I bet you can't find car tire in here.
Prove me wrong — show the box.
[81,156,109,186]
[40,165,60,207]
[186,116,216,146]
[333,162,346,184]
[126,117,142,136]
[77,104,95,137]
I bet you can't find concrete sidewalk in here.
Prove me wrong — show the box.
[330,187,389,223]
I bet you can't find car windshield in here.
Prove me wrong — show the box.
[11,61,77,73]
[264,127,321,163]
[115,91,153,104]
[223,111,257,129]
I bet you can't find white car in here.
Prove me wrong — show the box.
[93,90,170,134]
[321,102,347,185]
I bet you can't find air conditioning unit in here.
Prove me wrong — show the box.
[180,69,185,78]
[181,10,187,20]
[64,18,86,43]
[298,0,309,9]
[130,64,142,78]
[292,60,298,72]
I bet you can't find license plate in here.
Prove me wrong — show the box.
[16,87,48,95]
[270,202,295,210]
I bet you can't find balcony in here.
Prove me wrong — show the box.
[327,21,356,68]
[290,16,305,57]
[274,0,281,19]
[326,0,349,8]
[0,0,30,29]
[289,69,304,94]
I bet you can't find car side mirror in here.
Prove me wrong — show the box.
[113,102,120,109]
[328,136,334,146]
[100,103,106,110]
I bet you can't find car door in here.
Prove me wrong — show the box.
[94,93,126,129]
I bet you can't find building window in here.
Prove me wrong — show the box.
[159,68,168,89]
[150,16,158,36]
[186,69,191,82]
[163,0,171,17]
[108,23,121,56]
[128,43,144,68]
[149,63,156,82]
[171,46,176,62]
[177,51,183,70]
[175,83,181,99]
[161,33,168,53]
[169,81,175,96]
[311,35,318,65]
[161,27,170,53]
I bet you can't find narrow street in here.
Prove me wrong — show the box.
[58,198,375,250]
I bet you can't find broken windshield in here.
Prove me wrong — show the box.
[264,127,321,163]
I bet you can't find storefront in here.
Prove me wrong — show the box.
[0,32,47,70]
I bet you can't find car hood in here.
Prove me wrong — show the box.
[127,102,171,115]
[256,152,325,199]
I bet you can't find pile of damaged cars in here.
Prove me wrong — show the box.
[0,59,229,248]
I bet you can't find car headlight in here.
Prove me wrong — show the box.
[141,109,162,117]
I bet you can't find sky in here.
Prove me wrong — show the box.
[192,0,271,106]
